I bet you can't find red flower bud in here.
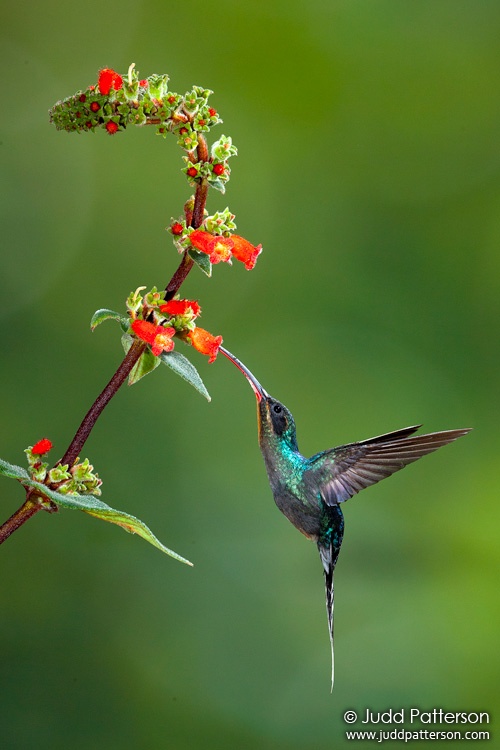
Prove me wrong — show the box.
[171,222,184,235]
[139,79,148,87]
[188,327,223,364]
[168,95,177,104]
[98,68,123,95]
[213,163,225,176]
[90,101,100,112]
[159,299,201,318]
[186,166,198,178]
[131,320,175,356]
[32,438,53,455]
[79,94,87,103]
[229,234,262,270]
[105,121,119,135]
[208,108,217,117]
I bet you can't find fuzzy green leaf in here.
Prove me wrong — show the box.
[121,334,161,385]
[25,479,192,565]
[0,458,30,481]
[188,248,212,277]
[159,350,211,401]
[129,347,162,385]
[91,309,129,332]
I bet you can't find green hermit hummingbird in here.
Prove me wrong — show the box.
[220,346,470,688]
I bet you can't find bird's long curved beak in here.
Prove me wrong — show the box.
[220,347,268,402]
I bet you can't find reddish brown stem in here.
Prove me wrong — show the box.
[1,132,212,545]
[0,496,43,545]
[59,339,146,467]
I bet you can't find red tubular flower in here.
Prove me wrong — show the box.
[188,230,212,254]
[208,237,233,264]
[32,438,53,455]
[98,68,123,95]
[189,230,233,264]
[229,234,262,270]
[159,299,201,318]
[105,121,119,135]
[188,327,223,364]
[131,320,175,356]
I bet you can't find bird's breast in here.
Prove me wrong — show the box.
[271,480,321,540]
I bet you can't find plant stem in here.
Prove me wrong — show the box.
[59,338,146,467]
[0,495,43,545]
[0,134,211,544]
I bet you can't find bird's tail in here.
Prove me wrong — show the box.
[325,561,335,692]
[318,505,344,691]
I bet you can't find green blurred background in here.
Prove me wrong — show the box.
[1,1,498,747]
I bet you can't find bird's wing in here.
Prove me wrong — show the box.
[304,426,471,505]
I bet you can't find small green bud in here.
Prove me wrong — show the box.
[148,74,170,101]
[204,208,237,234]
[126,287,146,314]
[48,465,72,484]
[211,134,237,161]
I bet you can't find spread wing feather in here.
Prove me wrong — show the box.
[304,426,471,505]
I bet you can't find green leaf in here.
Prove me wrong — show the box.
[121,333,161,385]
[159,350,211,401]
[188,248,212,277]
[26,479,192,566]
[91,308,129,332]
[0,458,30,481]
[129,347,161,385]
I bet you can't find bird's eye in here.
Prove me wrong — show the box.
[272,403,282,415]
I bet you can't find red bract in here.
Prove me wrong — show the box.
[188,327,223,364]
[105,121,119,135]
[230,234,262,270]
[32,438,53,455]
[159,299,201,318]
[98,68,123,95]
[131,320,175,356]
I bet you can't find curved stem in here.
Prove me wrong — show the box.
[60,339,146,467]
[1,133,212,545]
[0,496,43,545]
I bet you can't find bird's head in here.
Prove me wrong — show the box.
[221,347,298,450]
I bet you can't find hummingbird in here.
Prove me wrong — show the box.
[220,346,471,689]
